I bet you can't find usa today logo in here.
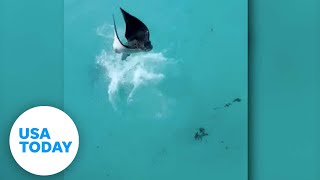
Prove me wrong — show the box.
[9,106,79,176]
[19,128,72,153]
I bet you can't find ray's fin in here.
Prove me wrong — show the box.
[120,7,149,41]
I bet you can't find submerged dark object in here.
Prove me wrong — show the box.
[213,97,242,110]
[233,98,241,102]
[194,128,208,141]
[113,7,153,60]
[224,103,231,107]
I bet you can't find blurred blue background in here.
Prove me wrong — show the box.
[250,0,320,179]
[0,0,64,179]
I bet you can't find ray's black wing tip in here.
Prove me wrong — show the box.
[119,7,126,14]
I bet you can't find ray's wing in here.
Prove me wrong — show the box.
[112,14,131,49]
[120,7,150,42]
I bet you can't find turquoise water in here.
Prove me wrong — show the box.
[66,0,247,179]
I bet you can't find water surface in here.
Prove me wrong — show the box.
[64,0,247,179]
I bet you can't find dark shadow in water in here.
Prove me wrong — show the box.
[194,127,209,141]
[213,97,242,110]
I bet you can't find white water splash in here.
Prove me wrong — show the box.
[96,24,169,107]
